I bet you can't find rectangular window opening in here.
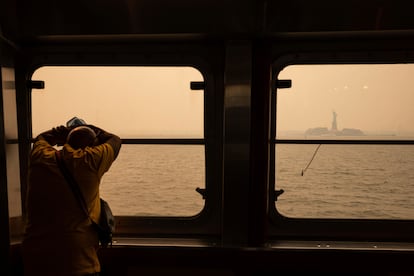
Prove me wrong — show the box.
[31,66,206,217]
[274,64,414,220]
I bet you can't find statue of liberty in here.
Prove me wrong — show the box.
[331,111,338,131]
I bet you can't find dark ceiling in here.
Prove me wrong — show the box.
[1,0,414,43]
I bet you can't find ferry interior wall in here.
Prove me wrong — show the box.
[2,0,414,275]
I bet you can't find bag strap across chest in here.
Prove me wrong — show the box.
[55,150,90,219]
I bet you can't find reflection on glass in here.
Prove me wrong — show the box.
[2,67,22,219]
[2,67,18,140]
[6,144,22,217]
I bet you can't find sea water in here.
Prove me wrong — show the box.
[100,144,205,217]
[100,144,414,219]
[275,144,414,219]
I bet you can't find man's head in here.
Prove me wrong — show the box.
[66,126,97,149]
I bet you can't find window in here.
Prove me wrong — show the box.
[274,64,414,220]
[2,67,22,238]
[31,66,205,216]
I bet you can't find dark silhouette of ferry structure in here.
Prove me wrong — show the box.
[305,111,364,136]
[2,1,414,275]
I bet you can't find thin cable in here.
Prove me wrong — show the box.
[301,144,322,176]
[0,33,19,51]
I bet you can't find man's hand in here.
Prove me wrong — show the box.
[86,125,122,158]
[87,125,112,144]
[54,126,71,146]
[38,125,70,146]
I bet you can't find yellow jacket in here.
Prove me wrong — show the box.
[23,137,116,276]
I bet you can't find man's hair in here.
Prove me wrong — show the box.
[66,126,97,149]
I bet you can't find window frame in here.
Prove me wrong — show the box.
[268,49,414,242]
[24,41,224,239]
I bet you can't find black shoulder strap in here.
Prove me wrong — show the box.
[55,150,90,218]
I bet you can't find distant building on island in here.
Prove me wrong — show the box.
[305,111,364,136]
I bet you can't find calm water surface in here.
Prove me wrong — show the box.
[101,144,414,219]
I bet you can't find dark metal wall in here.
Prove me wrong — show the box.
[2,0,414,44]
[1,0,414,275]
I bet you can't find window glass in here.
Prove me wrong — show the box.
[101,144,205,216]
[275,64,414,219]
[2,67,22,218]
[32,67,204,138]
[32,66,205,216]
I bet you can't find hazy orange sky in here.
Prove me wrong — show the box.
[31,64,414,138]
[32,66,204,138]
[277,64,414,136]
